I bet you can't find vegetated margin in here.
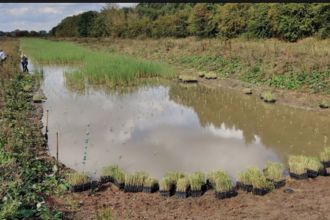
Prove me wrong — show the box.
[0,38,67,219]
[52,37,330,95]
[20,38,176,87]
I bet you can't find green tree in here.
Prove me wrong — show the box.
[77,11,98,37]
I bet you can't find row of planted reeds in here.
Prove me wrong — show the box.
[20,38,176,87]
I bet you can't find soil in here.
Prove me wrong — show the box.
[48,173,330,220]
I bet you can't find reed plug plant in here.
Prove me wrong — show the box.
[144,177,158,188]
[319,99,329,108]
[243,88,252,94]
[176,177,190,192]
[264,161,284,181]
[288,155,308,174]
[263,92,276,102]
[113,168,125,184]
[33,94,42,101]
[68,172,90,186]
[320,147,330,162]
[159,177,171,191]
[100,165,118,178]
[23,84,32,92]
[215,175,233,193]
[189,172,204,191]
[205,72,217,79]
[306,157,324,172]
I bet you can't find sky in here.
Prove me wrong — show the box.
[0,3,138,32]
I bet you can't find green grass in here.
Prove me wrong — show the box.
[20,38,176,87]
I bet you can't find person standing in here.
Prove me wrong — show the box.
[0,49,6,66]
[21,52,29,73]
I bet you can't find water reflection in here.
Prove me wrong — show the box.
[38,65,330,181]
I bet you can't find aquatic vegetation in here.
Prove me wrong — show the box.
[21,38,176,87]
[144,177,158,187]
[243,88,252,94]
[320,147,330,162]
[207,169,229,186]
[23,84,32,92]
[125,172,149,188]
[264,161,284,181]
[305,157,324,172]
[68,172,90,186]
[319,99,329,108]
[179,75,197,82]
[100,165,118,178]
[189,172,205,191]
[176,177,190,191]
[164,171,186,185]
[159,177,171,191]
[214,173,233,193]
[113,168,126,184]
[288,155,308,174]
[205,73,217,79]
[33,94,42,101]
[262,92,276,102]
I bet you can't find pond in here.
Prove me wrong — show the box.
[36,64,330,181]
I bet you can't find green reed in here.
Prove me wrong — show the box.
[20,38,176,86]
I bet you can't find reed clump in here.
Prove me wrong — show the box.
[288,155,308,174]
[205,72,217,79]
[101,165,118,179]
[214,172,233,193]
[176,177,190,192]
[320,147,330,162]
[144,177,158,188]
[262,92,276,102]
[243,88,252,94]
[159,177,171,191]
[305,157,324,172]
[33,94,42,101]
[319,99,329,108]
[189,171,205,191]
[264,161,284,181]
[113,168,126,184]
[207,169,229,186]
[164,171,186,186]
[68,172,90,186]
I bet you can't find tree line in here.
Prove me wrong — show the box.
[49,3,330,42]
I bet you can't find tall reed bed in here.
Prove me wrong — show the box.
[20,38,176,86]
[20,38,86,63]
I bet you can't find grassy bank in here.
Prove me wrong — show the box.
[0,38,66,219]
[51,37,330,95]
[20,38,176,86]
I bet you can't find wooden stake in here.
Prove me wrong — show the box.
[56,132,59,163]
[46,110,49,132]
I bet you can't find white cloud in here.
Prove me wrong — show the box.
[43,7,62,15]
[9,7,29,16]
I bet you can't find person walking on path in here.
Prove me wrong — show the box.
[21,52,29,73]
[0,49,7,66]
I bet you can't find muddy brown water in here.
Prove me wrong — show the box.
[37,65,330,181]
